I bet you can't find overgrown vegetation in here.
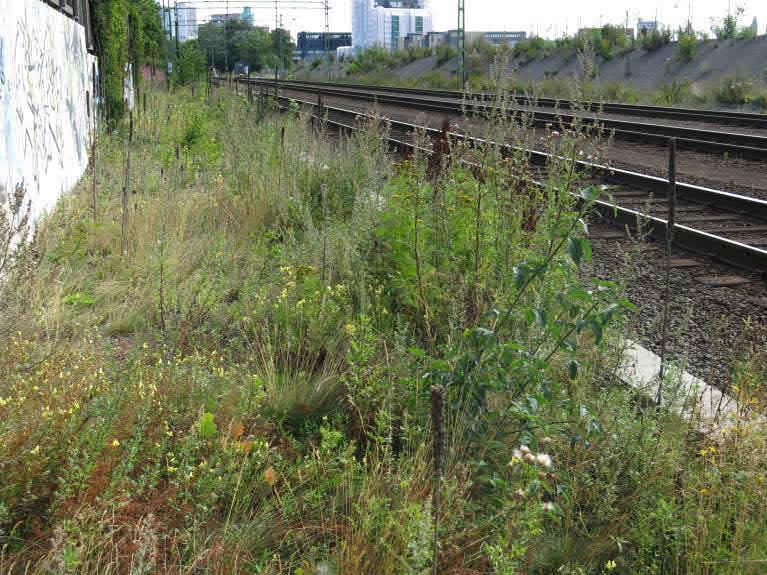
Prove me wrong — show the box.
[196,21,295,76]
[677,27,697,62]
[0,84,765,573]
[91,0,164,123]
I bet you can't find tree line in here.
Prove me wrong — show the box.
[89,0,295,123]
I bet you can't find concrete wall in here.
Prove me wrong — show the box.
[0,0,97,223]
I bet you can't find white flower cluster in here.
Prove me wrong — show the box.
[509,444,554,470]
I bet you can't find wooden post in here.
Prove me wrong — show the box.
[121,111,134,255]
[657,137,677,402]
[430,385,445,575]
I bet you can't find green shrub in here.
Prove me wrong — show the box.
[747,88,767,110]
[639,27,672,51]
[677,30,697,62]
[736,26,757,40]
[176,39,207,85]
[436,43,456,65]
[713,13,738,39]
[655,80,691,105]
[715,76,752,105]
[512,36,553,62]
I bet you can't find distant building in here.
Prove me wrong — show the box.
[242,7,254,26]
[297,32,353,59]
[161,4,198,42]
[481,31,527,47]
[637,19,659,36]
[161,6,173,36]
[404,33,425,49]
[446,30,526,49]
[210,13,240,25]
[177,2,197,41]
[352,0,433,52]
[337,46,354,61]
[425,31,446,48]
[233,62,250,76]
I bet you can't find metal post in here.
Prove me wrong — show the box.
[657,137,677,401]
[430,385,445,575]
[225,0,232,74]
[324,0,331,81]
[174,1,179,57]
[457,0,465,91]
[274,0,279,86]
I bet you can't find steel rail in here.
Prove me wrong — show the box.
[242,78,767,161]
[262,77,767,129]
[253,89,767,276]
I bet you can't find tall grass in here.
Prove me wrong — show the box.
[0,84,764,574]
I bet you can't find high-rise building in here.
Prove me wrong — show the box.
[210,13,241,25]
[352,0,432,52]
[177,2,197,41]
[637,19,659,36]
[241,7,254,26]
[161,3,198,42]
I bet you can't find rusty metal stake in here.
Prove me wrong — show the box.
[121,111,134,255]
[431,385,445,575]
[657,137,677,404]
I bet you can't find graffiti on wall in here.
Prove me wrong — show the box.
[0,0,96,222]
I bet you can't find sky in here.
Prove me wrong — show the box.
[171,0,767,41]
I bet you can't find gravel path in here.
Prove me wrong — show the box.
[586,224,767,390]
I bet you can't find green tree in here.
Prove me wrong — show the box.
[271,28,295,74]
[677,27,697,62]
[198,21,277,73]
[90,0,164,123]
[231,27,273,72]
[713,7,744,40]
[197,22,228,70]
[176,40,207,85]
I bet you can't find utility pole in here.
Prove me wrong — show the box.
[225,0,229,75]
[457,0,465,91]
[274,0,279,84]
[324,0,330,81]
[162,0,171,89]
[624,9,630,77]
[174,1,180,57]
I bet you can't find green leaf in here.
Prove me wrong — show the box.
[512,264,529,289]
[199,412,218,441]
[567,237,583,265]
[63,292,95,307]
[578,185,602,202]
[567,237,592,265]
[581,237,593,263]
[599,303,620,324]
[567,359,579,380]
[586,320,603,344]
[619,298,638,312]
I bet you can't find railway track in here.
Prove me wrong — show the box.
[264,77,767,130]
[243,78,767,161]
[231,81,767,278]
